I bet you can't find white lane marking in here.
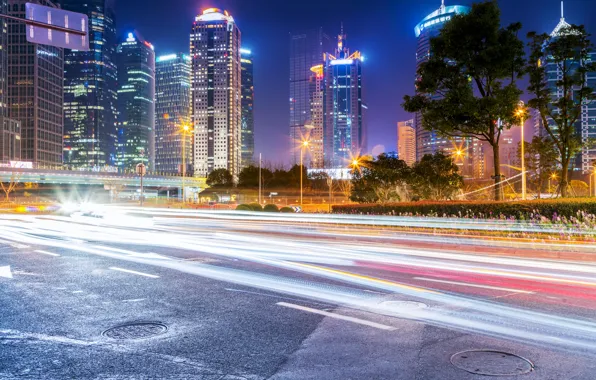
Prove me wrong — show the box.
[72,290,84,294]
[277,302,396,331]
[34,250,60,257]
[225,288,331,307]
[413,277,534,294]
[0,265,13,279]
[0,329,95,346]
[109,267,160,278]
[122,298,145,303]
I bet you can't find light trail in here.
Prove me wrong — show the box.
[2,208,596,353]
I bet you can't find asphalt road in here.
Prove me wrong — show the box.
[1,207,596,379]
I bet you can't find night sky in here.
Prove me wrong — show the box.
[115,0,596,165]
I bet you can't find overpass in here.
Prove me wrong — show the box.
[0,167,207,190]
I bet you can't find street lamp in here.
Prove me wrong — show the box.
[300,140,309,206]
[516,101,527,200]
[549,173,558,196]
[181,124,192,204]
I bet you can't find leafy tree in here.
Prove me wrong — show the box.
[206,168,234,187]
[515,136,559,198]
[526,25,596,197]
[403,1,525,201]
[309,171,330,191]
[287,164,308,189]
[410,152,464,200]
[238,165,273,188]
[350,154,412,203]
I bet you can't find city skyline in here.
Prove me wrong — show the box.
[115,0,596,165]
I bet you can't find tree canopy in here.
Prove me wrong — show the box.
[403,0,525,200]
[206,168,234,187]
[410,152,464,200]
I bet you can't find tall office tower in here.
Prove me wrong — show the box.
[155,53,191,174]
[115,32,155,171]
[414,2,470,162]
[190,8,241,178]
[240,48,254,166]
[7,0,64,166]
[61,0,118,170]
[397,119,416,166]
[290,27,332,166]
[323,29,364,168]
[305,64,324,168]
[0,0,21,163]
[546,1,596,174]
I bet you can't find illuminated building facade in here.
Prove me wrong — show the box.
[155,53,191,174]
[290,28,332,166]
[414,2,470,170]
[61,0,118,170]
[240,48,254,166]
[546,2,596,174]
[323,29,364,168]
[397,119,416,166]
[115,32,155,170]
[7,0,64,166]
[191,8,242,178]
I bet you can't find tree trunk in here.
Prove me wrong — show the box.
[560,156,571,198]
[492,144,504,201]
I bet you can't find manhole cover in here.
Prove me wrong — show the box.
[102,322,168,340]
[451,349,534,376]
[380,301,428,310]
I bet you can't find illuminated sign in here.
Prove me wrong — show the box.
[126,32,135,42]
[330,59,353,66]
[414,5,470,37]
[240,48,251,55]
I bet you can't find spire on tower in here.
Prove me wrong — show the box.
[561,0,564,20]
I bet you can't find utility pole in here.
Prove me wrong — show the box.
[258,153,262,204]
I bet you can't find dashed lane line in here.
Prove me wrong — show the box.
[109,267,160,278]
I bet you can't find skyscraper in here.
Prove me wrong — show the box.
[414,2,470,162]
[397,120,416,166]
[240,48,254,166]
[7,0,64,166]
[61,0,118,170]
[190,8,241,178]
[546,2,596,174]
[306,64,324,168]
[0,0,21,163]
[323,29,364,168]
[290,28,332,165]
[115,32,155,171]
[155,53,191,174]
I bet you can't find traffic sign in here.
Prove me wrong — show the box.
[25,3,89,51]
[136,163,146,176]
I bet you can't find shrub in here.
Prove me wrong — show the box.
[331,198,596,220]
[279,207,295,213]
[263,204,279,212]
[236,204,252,211]
[248,203,263,211]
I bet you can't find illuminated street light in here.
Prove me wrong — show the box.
[300,140,310,206]
[180,124,192,204]
[516,101,527,201]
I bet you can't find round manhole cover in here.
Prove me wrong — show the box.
[451,350,534,376]
[380,301,428,310]
[102,322,168,340]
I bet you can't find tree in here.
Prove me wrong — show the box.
[410,152,464,200]
[515,136,559,198]
[350,154,412,203]
[1,171,22,202]
[403,1,525,201]
[206,169,234,187]
[238,165,273,188]
[526,25,596,197]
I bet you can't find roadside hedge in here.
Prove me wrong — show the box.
[331,198,596,220]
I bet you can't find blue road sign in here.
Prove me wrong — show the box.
[25,3,89,51]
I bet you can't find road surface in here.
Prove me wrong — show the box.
[1,207,596,379]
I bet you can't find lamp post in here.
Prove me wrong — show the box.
[516,101,527,200]
[549,173,557,197]
[300,140,309,205]
[181,125,191,204]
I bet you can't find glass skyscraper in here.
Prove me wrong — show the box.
[547,4,596,174]
[414,2,473,176]
[115,32,155,171]
[61,0,118,170]
[289,27,332,165]
[190,8,242,178]
[7,0,64,166]
[155,53,191,174]
[323,30,364,168]
[240,48,254,167]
